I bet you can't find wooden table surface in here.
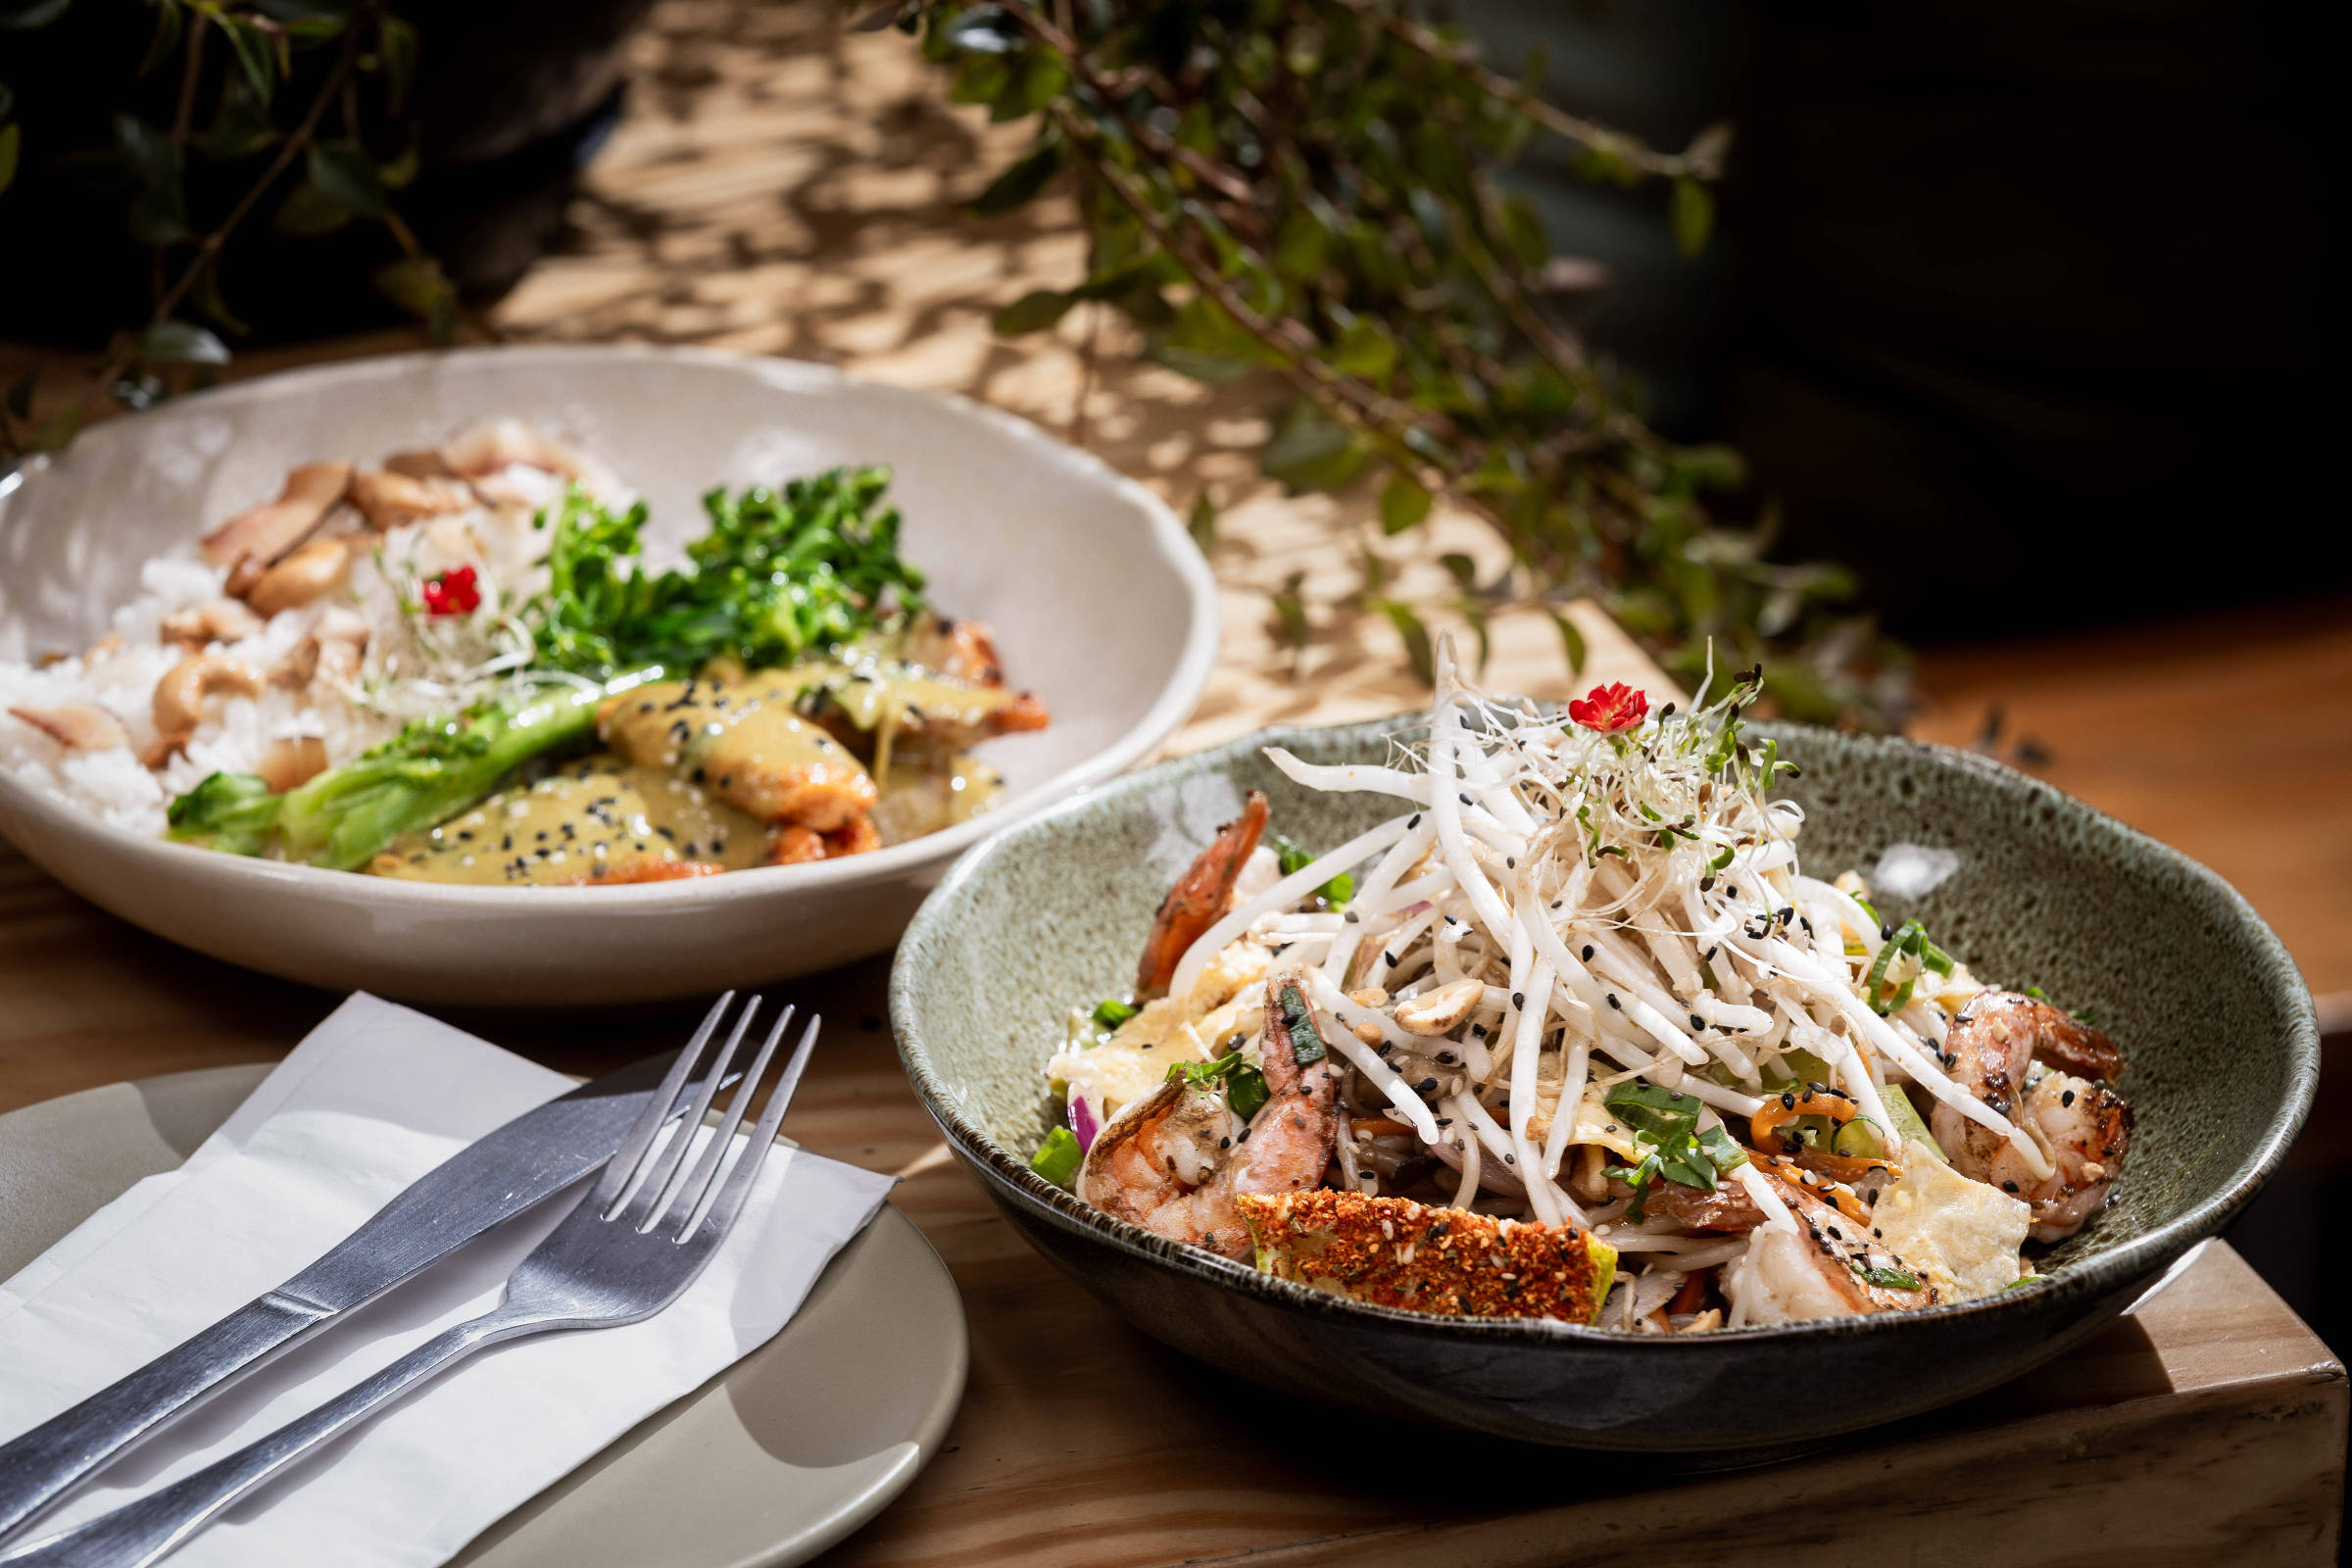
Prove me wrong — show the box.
[2,1,2345,1561]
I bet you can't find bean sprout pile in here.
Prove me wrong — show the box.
[1044,640,2134,1331]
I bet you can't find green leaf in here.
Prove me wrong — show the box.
[1028,1125,1082,1188]
[137,0,184,75]
[1260,400,1368,494]
[204,79,278,160]
[1440,552,1477,593]
[968,138,1059,216]
[1498,195,1547,269]
[1270,570,1308,662]
[1273,207,1328,279]
[271,176,350,236]
[220,16,275,102]
[137,319,229,364]
[1188,492,1216,551]
[1379,474,1432,535]
[187,256,249,335]
[991,288,1073,335]
[377,14,418,115]
[1375,600,1435,686]
[0,122,17,198]
[1092,999,1139,1030]
[1671,176,1713,258]
[1548,609,1588,675]
[1332,316,1398,379]
[992,51,1067,122]
[372,256,457,341]
[308,139,384,218]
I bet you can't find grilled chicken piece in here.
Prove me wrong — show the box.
[597,676,877,834]
[1237,1190,1616,1323]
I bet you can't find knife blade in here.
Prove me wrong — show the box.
[0,1033,727,1544]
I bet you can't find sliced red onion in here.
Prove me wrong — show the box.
[1069,1092,1101,1152]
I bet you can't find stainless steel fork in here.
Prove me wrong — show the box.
[0,995,818,1568]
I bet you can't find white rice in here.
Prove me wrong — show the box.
[0,443,607,842]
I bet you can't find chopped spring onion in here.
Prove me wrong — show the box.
[1029,1125,1082,1189]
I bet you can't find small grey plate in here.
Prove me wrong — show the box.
[0,1066,966,1568]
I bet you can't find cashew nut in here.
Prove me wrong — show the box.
[258,734,329,793]
[271,607,370,690]
[200,460,353,567]
[8,704,129,752]
[349,469,474,530]
[160,599,264,649]
[153,653,260,737]
[1393,977,1488,1037]
[243,537,351,616]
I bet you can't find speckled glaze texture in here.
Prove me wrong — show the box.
[891,717,2319,1448]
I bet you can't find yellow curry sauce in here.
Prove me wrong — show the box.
[370,760,769,885]
[368,661,1009,885]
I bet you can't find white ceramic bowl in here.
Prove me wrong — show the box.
[0,346,1216,1005]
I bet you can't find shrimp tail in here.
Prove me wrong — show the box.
[1134,789,1269,1001]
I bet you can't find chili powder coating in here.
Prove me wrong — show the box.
[1236,1190,1616,1324]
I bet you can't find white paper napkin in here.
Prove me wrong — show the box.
[0,994,898,1568]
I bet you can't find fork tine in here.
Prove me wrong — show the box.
[616,996,760,1222]
[653,1004,792,1235]
[682,1012,820,1244]
[592,991,733,1207]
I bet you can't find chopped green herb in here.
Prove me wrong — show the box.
[1092,999,1140,1031]
[1029,1125,1082,1189]
[1278,981,1327,1065]
[1270,833,1354,907]
[1604,1081,1743,1198]
[1165,1052,1271,1123]
[1857,1264,1920,1292]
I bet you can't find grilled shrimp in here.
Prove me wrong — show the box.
[1932,991,2132,1242]
[1722,1168,1936,1326]
[1078,968,1339,1259]
[1134,790,1268,1001]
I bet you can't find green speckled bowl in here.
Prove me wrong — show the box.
[889,718,2319,1447]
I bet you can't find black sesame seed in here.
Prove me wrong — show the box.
[1606,993,1621,1009]
[1582,945,1594,961]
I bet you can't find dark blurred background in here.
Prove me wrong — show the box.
[1461,0,2343,643]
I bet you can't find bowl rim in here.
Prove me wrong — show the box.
[0,342,1221,907]
[891,713,2322,1348]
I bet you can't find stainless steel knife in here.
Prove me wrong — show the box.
[0,1007,731,1544]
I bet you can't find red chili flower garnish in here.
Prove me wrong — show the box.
[1568,681,1648,733]
[421,564,481,617]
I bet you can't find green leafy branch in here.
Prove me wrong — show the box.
[904,0,1899,723]
[0,0,450,464]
